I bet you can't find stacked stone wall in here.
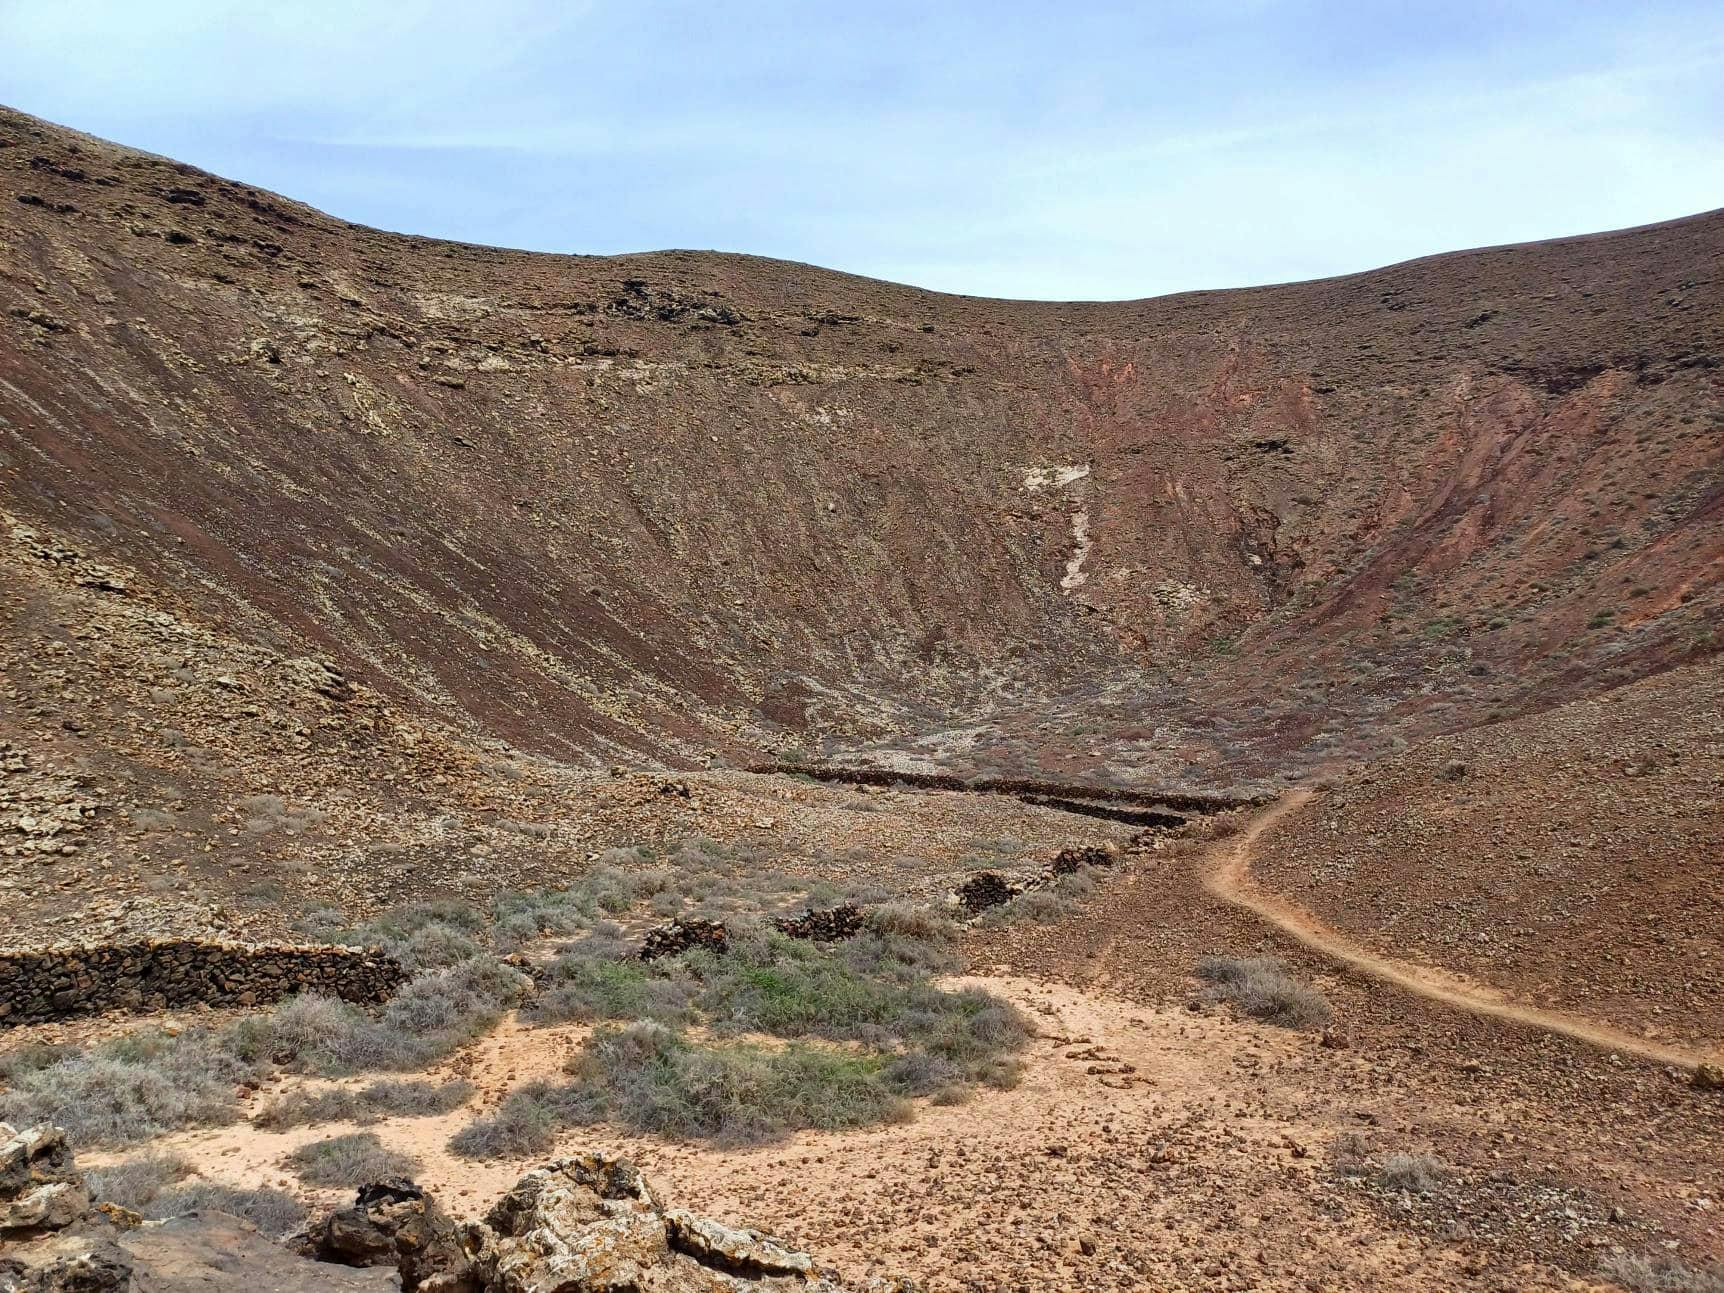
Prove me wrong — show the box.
[0,940,405,1025]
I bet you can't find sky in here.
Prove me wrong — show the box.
[2,1,1722,300]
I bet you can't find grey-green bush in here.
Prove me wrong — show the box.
[1196,956,1332,1030]
[0,1034,261,1148]
[256,1078,474,1129]
[83,1154,194,1211]
[284,1132,419,1187]
[84,1154,304,1237]
[1375,1152,1447,1195]
[453,1021,907,1154]
[1597,1253,1724,1293]
[146,1182,307,1237]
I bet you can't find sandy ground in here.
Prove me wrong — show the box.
[82,974,1622,1292]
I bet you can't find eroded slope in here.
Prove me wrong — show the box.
[2,105,1720,782]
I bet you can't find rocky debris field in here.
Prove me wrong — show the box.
[2,1121,906,1293]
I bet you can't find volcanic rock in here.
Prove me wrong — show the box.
[0,1125,87,1237]
[639,918,729,961]
[311,1178,478,1292]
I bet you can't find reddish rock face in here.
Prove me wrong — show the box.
[0,105,1718,782]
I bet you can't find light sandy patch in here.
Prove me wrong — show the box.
[1021,464,1091,492]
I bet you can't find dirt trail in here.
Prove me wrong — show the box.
[1206,790,1720,1071]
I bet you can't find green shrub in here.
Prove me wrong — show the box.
[523,958,697,1026]
[454,916,1026,1156]
[453,1021,907,1155]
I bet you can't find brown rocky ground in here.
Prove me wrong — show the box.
[1248,659,1724,1047]
[2,106,1722,1292]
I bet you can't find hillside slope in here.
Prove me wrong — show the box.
[1249,657,1724,1047]
[2,105,1720,783]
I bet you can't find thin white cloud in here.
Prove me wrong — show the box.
[1,0,1719,299]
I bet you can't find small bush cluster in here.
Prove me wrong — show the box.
[256,1078,475,1129]
[1597,1253,1724,1293]
[1181,813,1244,842]
[284,1132,419,1187]
[1374,1152,1447,1195]
[237,794,325,837]
[3,837,995,1156]
[523,956,699,1027]
[83,1154,195,1211]
[250,956,529,1076]
[0,1031,266,1147]
[0,959,524,1146]
[85,1153,304,1237]
[1196,956,1332,1030]
[453,920,1023,1155]
[454,1021,909,1155]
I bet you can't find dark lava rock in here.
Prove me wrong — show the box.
[640,918,729,961]
[312,1178,477,1292]
[953,872,1017,914]
[772,905,864,943]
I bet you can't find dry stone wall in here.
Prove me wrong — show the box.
[0,940,406,1025]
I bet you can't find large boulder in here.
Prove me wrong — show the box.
[312,1178,478,1292]
[0,1125,88,1237]
[467,1156,669,1293]
[123,1211,399,1290]
[0,1233,132,1293]
[454,1154,876,1292]
[662,1210,817,1280]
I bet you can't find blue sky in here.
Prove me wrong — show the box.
[3,1,1721,299]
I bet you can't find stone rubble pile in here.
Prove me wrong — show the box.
[951,842,1122,916]
[771,904,864,943]
[1049,845,1115,875]
[952,871,1017,915]
[638,917,731,961]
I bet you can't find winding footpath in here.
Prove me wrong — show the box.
[1205,789,1719,1071]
